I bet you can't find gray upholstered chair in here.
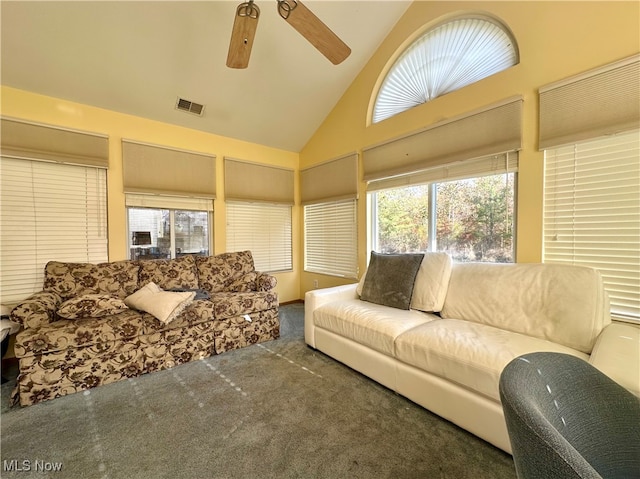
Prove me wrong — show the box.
[499,352,640,479]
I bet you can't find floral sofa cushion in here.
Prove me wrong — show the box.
[43,260,139,300]
[196,251,256,294]
[10,291,62,329]
[212,291,278,320]
[138,255,199,290]
[14,300,216,359]
[57,294,130,320]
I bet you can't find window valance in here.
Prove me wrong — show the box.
[539,54,640,149]
[1,117,109,168]
[224,158,294,204]
[300,153,358,205]
[122,140,216,198]
[362,97,522,182]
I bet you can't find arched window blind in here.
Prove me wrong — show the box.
[373,16,518,124]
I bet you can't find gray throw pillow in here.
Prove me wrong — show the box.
[360,252,425,310]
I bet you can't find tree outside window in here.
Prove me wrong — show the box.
[373,173,514,262]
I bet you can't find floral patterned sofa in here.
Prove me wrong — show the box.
[9,251,279,406]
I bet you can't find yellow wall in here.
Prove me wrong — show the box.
[3,2,639,302]
[299,0,640,295]
[0,86,301,303]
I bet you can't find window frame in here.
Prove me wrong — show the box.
[125,194,213,261]
[368,171,517,263]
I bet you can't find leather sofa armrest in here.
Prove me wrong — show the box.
[589,322,640,397]
[10,291,62,330]
[304,284,358,348]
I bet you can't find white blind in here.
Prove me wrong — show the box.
[304,199,358,279]
[125,193,213,212]
[367,152,518,192]
[543,130,640,322]
[1,157,108,305]
[226,202,292,273]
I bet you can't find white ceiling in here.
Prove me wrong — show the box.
[1,1,411,152]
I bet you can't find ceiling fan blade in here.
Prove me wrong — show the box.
[277,0,351,65]
[226,2,260,69]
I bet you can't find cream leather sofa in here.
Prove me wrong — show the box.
[305,254,640,453]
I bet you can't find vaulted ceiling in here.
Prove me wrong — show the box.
[1,1,411,152]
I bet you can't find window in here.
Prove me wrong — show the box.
[226,202,292,273]
[0,158,108,304]
[543,130,640,322]
[304,199,358,278]
[126,194,212,260]
[372,15,518,123]
[371,172,515,263]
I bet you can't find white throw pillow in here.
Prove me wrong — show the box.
[125,282,195,324]
[410,252,452,312]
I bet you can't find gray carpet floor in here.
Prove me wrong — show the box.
[1,303,516,479]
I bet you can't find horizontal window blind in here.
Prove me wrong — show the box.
[539,55,640,150]
[226,202,292,273]
[363,97,522,182]
[367,152,518,192]
[1,157,108,305]
[543,130,640,321]
[125,193,213,212]
[304,199,358,279]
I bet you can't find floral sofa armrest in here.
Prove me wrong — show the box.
[256,272,277,292]
[10,291,62,330]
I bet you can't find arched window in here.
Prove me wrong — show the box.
[372,16,519,124]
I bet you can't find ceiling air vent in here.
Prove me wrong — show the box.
[176,97,205,116]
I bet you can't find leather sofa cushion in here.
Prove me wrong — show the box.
[441,263,610,354]
[314,299,438,356]
[395,319,589,402]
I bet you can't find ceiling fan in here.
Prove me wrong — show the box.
[226,0,351,69]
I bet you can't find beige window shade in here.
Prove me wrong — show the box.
[224,158,294,204]
[122,140,216,197]
[367,152,518,192]
[362,97,522,182]
[539,55,640,150]
[300,153,358,205]
[1,117,109,168]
